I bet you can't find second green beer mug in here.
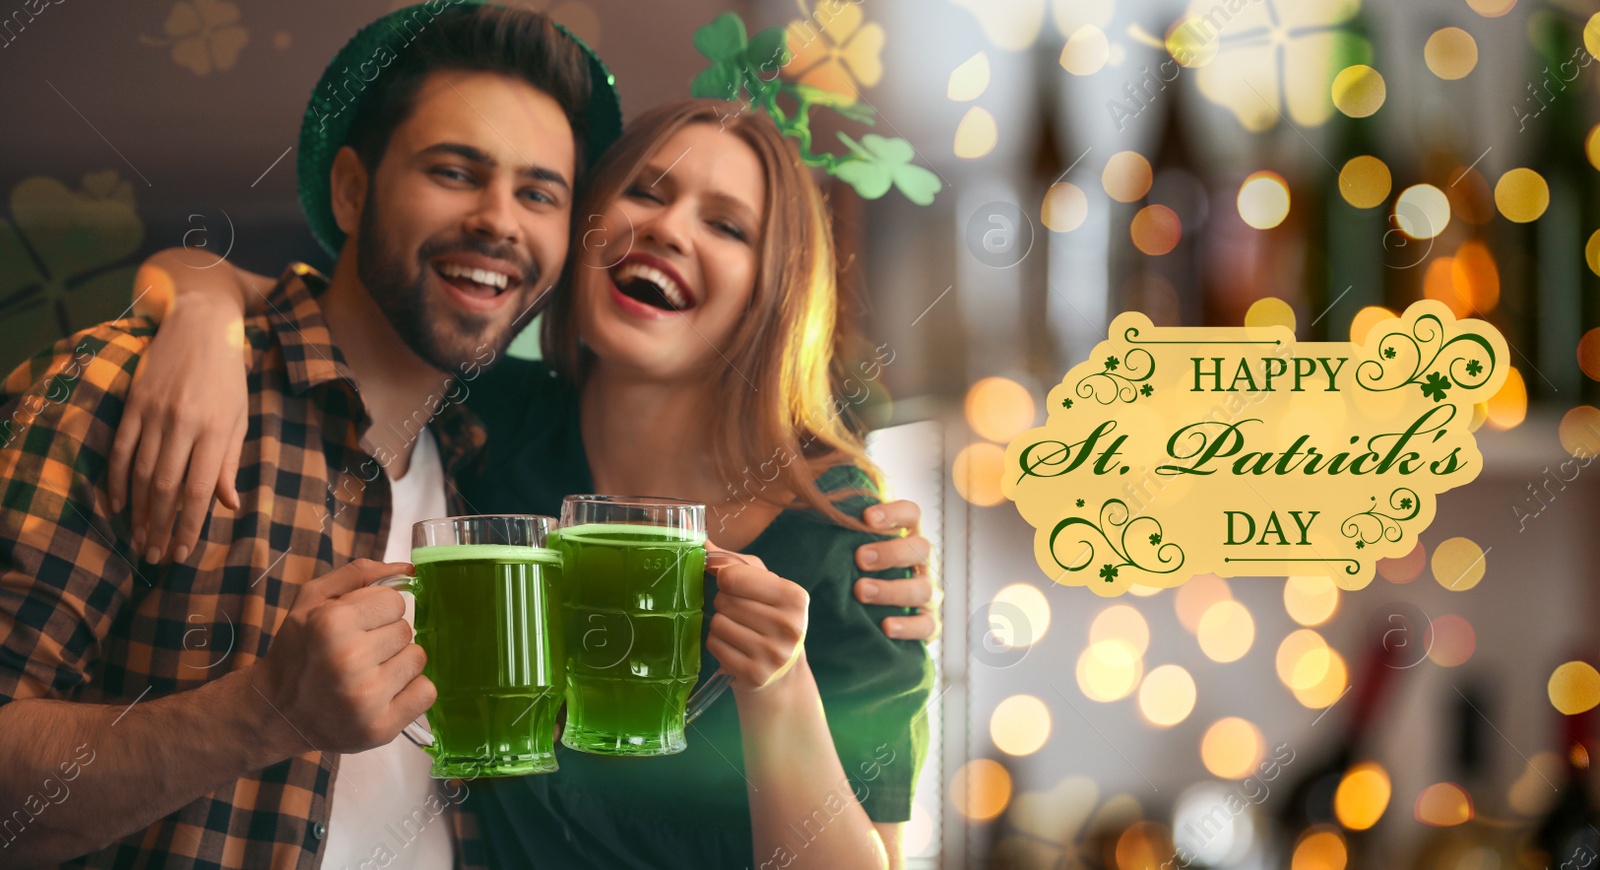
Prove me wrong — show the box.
[376,514,565,777]
[555,495,726,756]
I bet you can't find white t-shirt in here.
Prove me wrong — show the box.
[322,429,454,869]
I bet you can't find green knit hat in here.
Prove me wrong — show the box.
[296,1,622,257]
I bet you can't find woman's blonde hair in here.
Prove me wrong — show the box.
[541,98,880,532]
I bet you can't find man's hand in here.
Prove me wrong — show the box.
[853,499,943,642]
[250,559,435,753]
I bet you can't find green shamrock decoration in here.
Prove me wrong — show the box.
[690,12,941,205]
[1139,384,1154,397]
[1104,356,1120,371]
[0,171,145,373]
[1465,359,1482,377]
[832,134,941,205]
[1099,564,1119,582]
[1420,371,1451,403]
[691,12,788,103]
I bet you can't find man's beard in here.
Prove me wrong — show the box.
[354,185,539,375]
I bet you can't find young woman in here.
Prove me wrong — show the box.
[114,99,933,868]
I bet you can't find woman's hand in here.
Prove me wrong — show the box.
[704,547,809,694]
[109,294,249,564]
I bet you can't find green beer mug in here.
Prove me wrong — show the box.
[555,495,729,756]
[375,514,565,778]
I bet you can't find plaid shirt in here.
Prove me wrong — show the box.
[0,264,490,869]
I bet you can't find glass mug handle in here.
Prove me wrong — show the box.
[373,574,436,751]
[685,550,761,723]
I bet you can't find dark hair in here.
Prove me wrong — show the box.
[343,5,593,179]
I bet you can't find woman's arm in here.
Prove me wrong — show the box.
[739,659,898,870]
[110,248,271,564]
[704,553,894,870]
[131,246,275,323]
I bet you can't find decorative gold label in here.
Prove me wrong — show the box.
[1004,301,1508,596]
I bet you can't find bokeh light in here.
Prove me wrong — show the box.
[1432,536,1487,592]
[1579,328,1600,380]
[1139,665,1197,727]
[1331,65,1386,118]
[965,377,1035,442]
[948,52,990,101]
[1338,156,1391,209]
[1424,28,1478,79]
[1559,406,1600,458]
[903,805,934,856]
[1197,599,1255,663]
[1452,239,1500,312]
[1077,639,1144,702]
[1238,171,1292,230]
[1467,0,1515,17]
[991,582,1051,648]
[1378,540,1426,583]
[1176,574,1232,633]
[1291,827,1348,870]
[1060,25,1110,75]
[1277,629,1332,690]
[1201,717,1265,780]
[1415,782,1473,827]
[1166,15,1219,67]
[1509,752,1563,816]
[1131,205,1182,256]
[1469,401,1488,433]
[1116,822,1175,869]
[1103,151,1154,203]
[1589,232,1600,278]
[1292,647,1349,709]
[1091,604,1151,656]
[1284,575,1339,626]
[1395,185,1451,239]
[1427,614,1477,668]
[1586,125,1600,171]
[1494,168,1550,223]
[991,694,1052,756]
[1485,366,1527,431]
[1334,762,1392,830]
[953,443,1006,506]
[1350,306,1397,344]
[1245,297,1296,331]
[1548,661,1600,715]
[954,106,998,159]
[1042,182,1089,232]
[1423,257,1466,318]
[951,758,1012,820]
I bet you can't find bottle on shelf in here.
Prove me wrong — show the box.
[1409,682,1521,868]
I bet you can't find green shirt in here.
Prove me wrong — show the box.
[457,359,934,869]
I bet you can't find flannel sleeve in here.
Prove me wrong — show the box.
[0,322,152,705]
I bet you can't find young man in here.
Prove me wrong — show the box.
[0,3,937,867]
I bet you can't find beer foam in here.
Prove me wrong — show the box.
[555,523,707,546]
[411,544,561,566]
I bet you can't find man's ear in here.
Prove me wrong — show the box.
[329,145,369,237]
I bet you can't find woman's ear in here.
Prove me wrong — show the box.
[329,145,369,237]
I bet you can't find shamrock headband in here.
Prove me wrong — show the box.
[297,1,623,257]
[690,12,941,205]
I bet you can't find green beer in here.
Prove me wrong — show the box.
[554,523,707,755]
[410,543,564,777]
